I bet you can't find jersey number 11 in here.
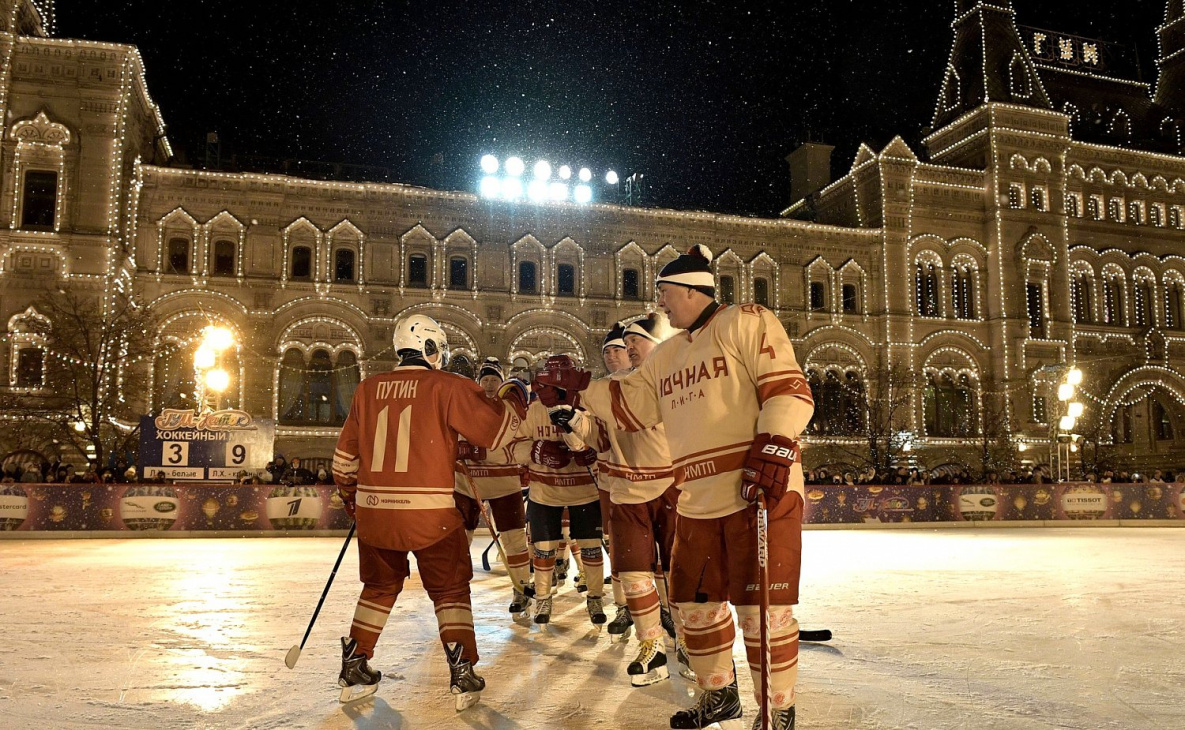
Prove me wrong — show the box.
[372,405,412,472]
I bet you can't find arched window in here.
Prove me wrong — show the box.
[14,347,43,387]
[212,240,236,276]
[841,371,865,433]
[951,266,975,319]
[449,256,468,289]
[557,263,575,296]
[1072,274,1093,323]
[916,261,940,317]
[1151,204,1165,227]
[334,249,355,283]
[519,261,537,294]
[841,283,859,314]
[1154,400,1175,441]
[622,268,640,299]
[751,277,769,307]
[21,170,57,229]
[408,254,428,287]
[1134,280,1154,327]
[1030,187,1047,211]
[1113,405,1133,444]
[719,275,735,304]
[279,348,361,426]
[1166,280,1184,329]
[167,237,190,274]
[1026,282,1045,337]
[1107,198,1123,221]
[1087,196,1102,220]
[809,281,826,311]
[1128,201,1144,225]
[290,246,312,280]
[1103,276,1124,324]
[924,371,976,437]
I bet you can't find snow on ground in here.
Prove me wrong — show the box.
[0,527,1182,729]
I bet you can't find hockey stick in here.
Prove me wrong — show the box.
[457,460,510,572]
[800,628,833,642]
[757,493,771,730]
[285,521,355,669]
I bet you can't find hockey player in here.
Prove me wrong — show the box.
[332,315,528,710]
[455,357,533,615]
[550,312,686,688]
[511,354,606,627]
[598,323,634,636]
[566,246,813,730]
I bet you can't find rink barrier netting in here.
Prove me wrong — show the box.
[0,482,1181,535]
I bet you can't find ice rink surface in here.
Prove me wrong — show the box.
[1,527,1182,730]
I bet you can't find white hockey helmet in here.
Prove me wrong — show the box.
[392,314,450,369]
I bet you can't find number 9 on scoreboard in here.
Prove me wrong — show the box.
[226,442,248,467]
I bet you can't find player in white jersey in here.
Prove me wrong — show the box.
[568,246,814,730]
[597,323,634,633]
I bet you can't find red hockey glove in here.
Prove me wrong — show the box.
[740,433,801,506]
[457,441,486,461]
[497,378,530,419]
[339,487,356,520]
[574,447,598,467]
[531,440,572,469]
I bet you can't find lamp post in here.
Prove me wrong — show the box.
[193,326,236,413]
[1051,366,1084,482]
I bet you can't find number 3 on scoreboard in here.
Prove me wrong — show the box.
[371,405,411,472]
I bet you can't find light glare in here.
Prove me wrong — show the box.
[194,346,215,370]
[1057,383,1074,401]
[1059,415,1076,431]
[1067,368,1083,385]
[558,165,571,180]
[505,157,525,177]
[501,177,523,200]
[1067,401,1085,418]
[480,176,501,198]
[204,326,235,352]
[578,167,592,182]
[549,182,568,201]
[606,170,619,185]
[574,184,592,203]
[205,368,231,393]
[527,180,548,202]
[480,154,499,174]
[533,160,551,180]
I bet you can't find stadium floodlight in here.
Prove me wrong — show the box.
[480,154,499,174]
[1057,382,1074,401]
[606,170,619,185]
[549,182,568,201]
[558,165,572,180]
[194,346,216,370]
[574,184,592,203]
[505,156,525,177]
[1067,367,1083,385]
[205,368,231,393]
[1059,415,1076,431]
[1067,401,1084,418]
[578,167,592,182]
[533,160,551,180]
[527,180,548,202]
[501,177,523,200]
[480,176,501,199]
[204,326,235,352]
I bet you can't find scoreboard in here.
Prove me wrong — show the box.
[139,409,276,480]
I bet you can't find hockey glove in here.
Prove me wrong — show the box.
[740,433,801,506]
[531,440,573,469]
[574,447,599,468]
[497,378,531,420]
[457,441,486,461]
[339,487,357,520]
[548,405,586,434]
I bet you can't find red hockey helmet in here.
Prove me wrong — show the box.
[532,354,590,407]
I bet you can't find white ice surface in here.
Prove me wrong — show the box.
[1,528,1182,729]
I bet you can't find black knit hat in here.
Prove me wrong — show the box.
[657,245,715,297]
[623,312,668,343]
[477,357,504,381]
[602,322,627,352]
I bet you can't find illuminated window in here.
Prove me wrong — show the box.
[14,347,43,388]
[290,246,312,280]
[449,256,468,289]
[1065,193,1081,217]
[1107,198,1123,222]
[518,261,537,293]
[622,268,640,299]
[951,267,975,319]
[408,254,428,287]
[916,262,940,317]
[167,237,190,274]
[924,372,977,437]
[1072,274,1093,323]
[278,348,360,426]
[842,283,858,314]
[212,240,235,276]
[718,275,735,304]
[1008,183,1024,209]
[1134,280,1154,327]
[1030,186,1047,212]
[1128,200,1144,225]
[1166,281,1183,329]
[334,249,355,283]
[1155,400,1174,441]
[1026,282,1045,338]
[557,263,575,296]
[1033,394,1047,424]
[1087,196,1103,220]
[1151,204,1164,227]
[1103,277,1124,325]
[754,277,770,307]
[809,281,826,312]
[20,170,57,229]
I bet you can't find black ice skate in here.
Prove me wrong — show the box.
[586,596,607,625]
[509,587,530,617]
[627,638,669,686]
[338,636,381,703]
[554,557,569,585]
[444,641,485,712]
[607,604,633,642]
[669,677,742,729]
[661,605,677,639]
[676,638,696,681]
[534,595,553,624]
[751,706,795,730]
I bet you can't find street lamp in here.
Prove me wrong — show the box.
[1050,364,1085,482]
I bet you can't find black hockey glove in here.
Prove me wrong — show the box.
[548,405,586,433]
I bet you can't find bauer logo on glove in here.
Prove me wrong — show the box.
[740,433,801,505]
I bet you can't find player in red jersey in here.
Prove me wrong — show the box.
[332,315,527,710]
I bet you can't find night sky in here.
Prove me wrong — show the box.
[59,1,1166,216]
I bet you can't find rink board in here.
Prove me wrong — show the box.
[0,481,1181,534]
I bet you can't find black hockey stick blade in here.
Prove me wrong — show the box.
[481,537,496,571]
[800,628,832,642]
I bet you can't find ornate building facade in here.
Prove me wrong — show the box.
[3,0,1185,472]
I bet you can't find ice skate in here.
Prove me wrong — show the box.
[508,587,530,618]
[627,638,669,686]
[337,637,381,703]
[586,596,607,625]
[607,604,633,642]
[534,595,553,625]
[661,605,677,639]
[675,638,696,681]
[669,677,742,729]
[751,706,795,730]
[444,641,485,712]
